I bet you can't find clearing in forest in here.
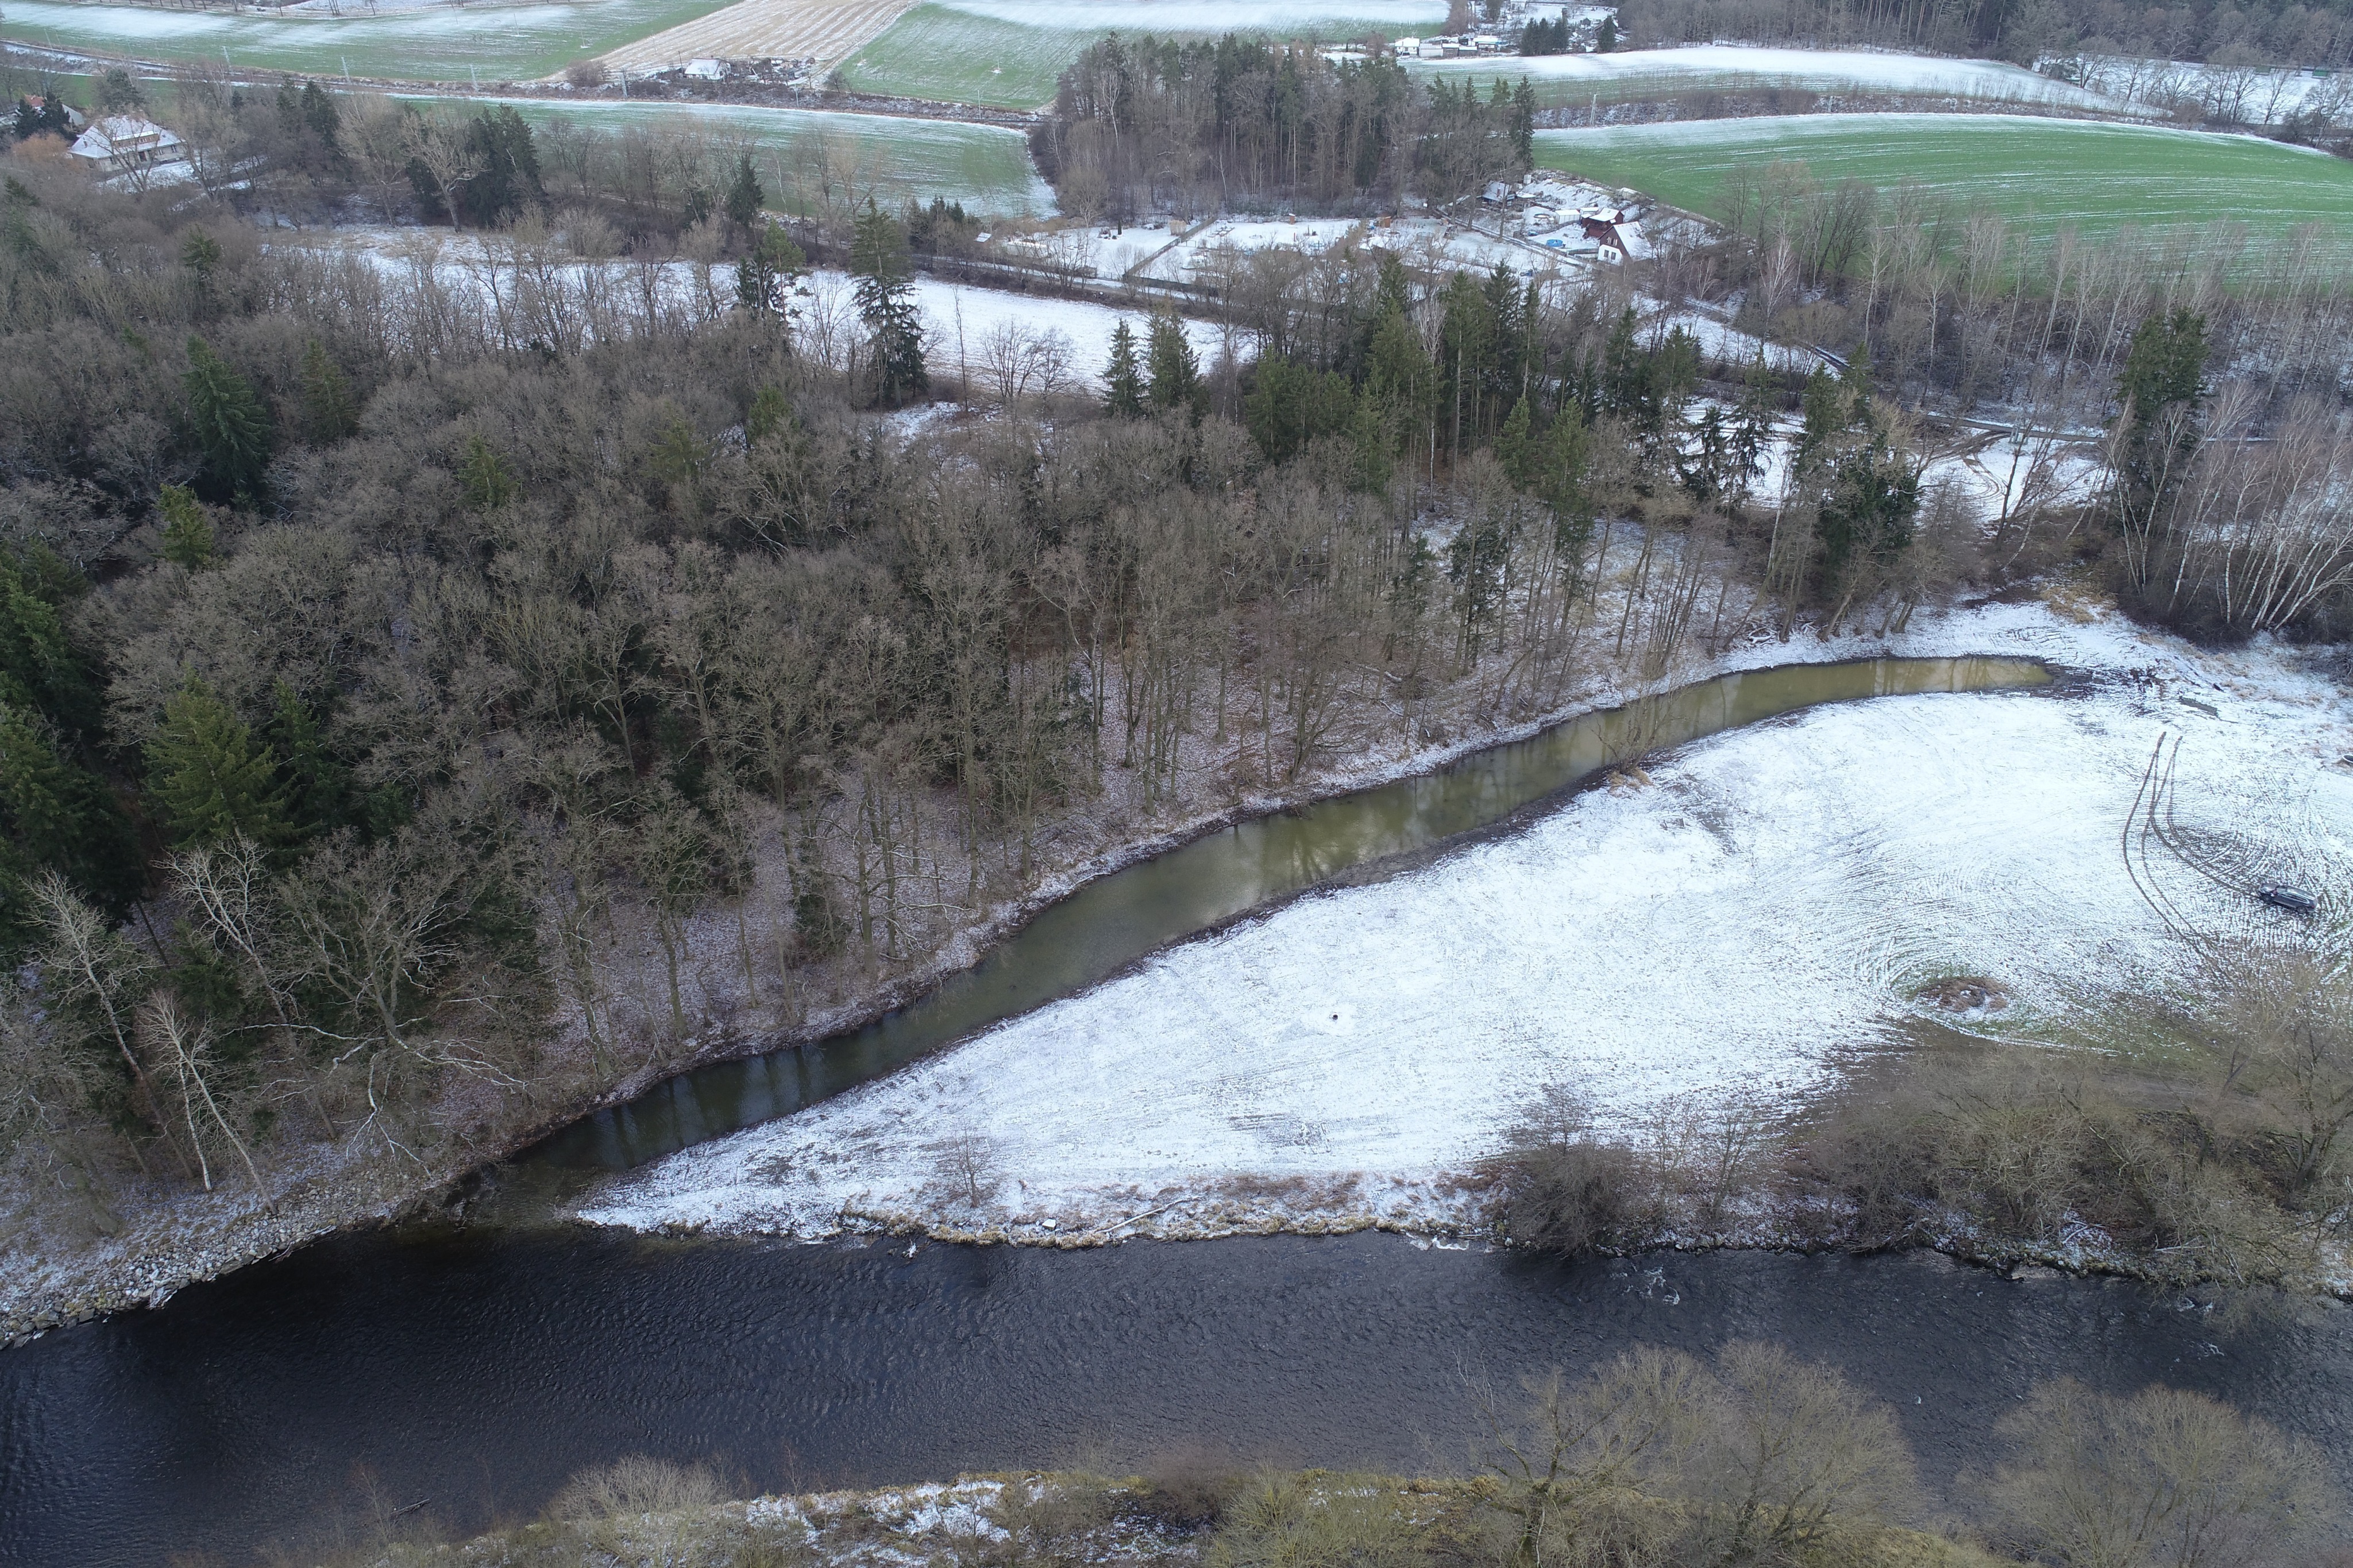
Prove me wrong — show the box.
[1534,113,2353,258]
[596,0,915,73]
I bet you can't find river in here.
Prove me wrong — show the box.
[5,1229,2349,1565]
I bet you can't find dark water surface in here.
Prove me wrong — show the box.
[4,1231,2348,1567]
[531,657,2051,1184]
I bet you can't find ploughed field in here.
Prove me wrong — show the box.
[1535,113,2353,258]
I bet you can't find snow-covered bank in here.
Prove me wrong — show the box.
[579,598,2353,1246]
[1417,44,2133,114]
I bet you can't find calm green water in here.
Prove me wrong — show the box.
[524,655,2050,1180]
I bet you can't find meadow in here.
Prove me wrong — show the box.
[464,95,1056,211]
[1,0,724,82]
[834,0,1444,107]
[1535,113,2353,253]
[1416,45,2126,113]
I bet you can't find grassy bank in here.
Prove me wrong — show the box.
[325,1360,2339,1567]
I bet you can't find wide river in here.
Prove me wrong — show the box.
[6,1229,2351,1565]
[12,654,2350,1565]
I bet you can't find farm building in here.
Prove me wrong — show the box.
[70,115,184,172]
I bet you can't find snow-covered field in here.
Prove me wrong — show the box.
[1419,44,2134,113]
[882,271,1232,385]
[581,600,2353,1245]
[596,0,912,69]
[931,0,1441,26]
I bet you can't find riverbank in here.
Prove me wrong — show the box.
[336,1466,2024,1568]
[3,582,2340,1346]
[11,1232,2348,1565]
[578,591,2353,1292]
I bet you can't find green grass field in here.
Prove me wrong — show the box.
[832,5,1073,108]
[1,0,724,83]
[463,96,1054,212]
[1534,113,2353,254]
[835,2,1444,108]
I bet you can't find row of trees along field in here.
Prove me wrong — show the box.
[3,83,2351,1270]
[1617,0,2353,70]
[1034,36,1537,222]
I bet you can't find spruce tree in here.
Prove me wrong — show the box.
[1103,320,1145,418]
[159,484,216,570]
[735,223,806,322]
[1145,311,1203,420]
[724,153,764,230]
[183,337,273,502]
[267,681,353,837]
[298,339,358,445]
[458,434,518,512]
[851,204,928,408]
[146,673,288,850]
[746,385,792,446]
[2115,308,2208,542]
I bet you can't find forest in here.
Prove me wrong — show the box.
[3,78,2352,1310]
[1035,37,1537,221]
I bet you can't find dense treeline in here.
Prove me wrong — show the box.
[0,123,1875,1254]
[1617,0,2353,68]
[343,1362,2337,1568]
[1036,34,1537,219]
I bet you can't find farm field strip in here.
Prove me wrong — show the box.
[596,0,913,71]
[1534,113,2353,252]
[402,93,1053,210]
[1415,45,2131,113]
[1,0,727,81]
[836,0,1444,107]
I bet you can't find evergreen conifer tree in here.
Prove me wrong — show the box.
[1145,311,1203,420]
[183,337,273,502]
[735,223,807,322]
[746,385,792,446]
[145,674,287,851]
[159,485,217,571]
[458,434,518,512]
[298,339,358,445]
[724,154,765,230]
[1104,320,1145,418]
[851,204,928,407]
